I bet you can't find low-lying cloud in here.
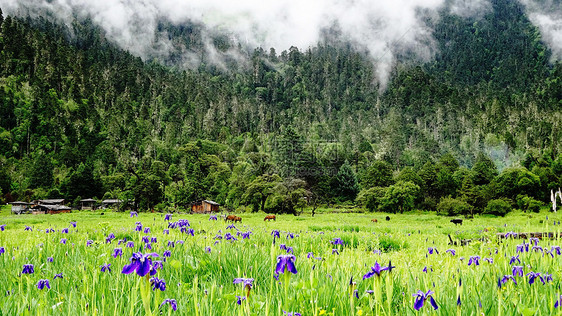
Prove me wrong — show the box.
[3,0,546,85]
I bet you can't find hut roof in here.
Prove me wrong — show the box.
[102,199,122,204]
[80,198,97,202]
[38,199,65,205]
[204,200,220,206]
[10,201,32,205]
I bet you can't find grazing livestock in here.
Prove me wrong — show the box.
[371,219,378,223]
[451,218,463,226]
[233,216,242,223]
[385,216,390,221]
[225,215,237,222]
[264,215,276,221]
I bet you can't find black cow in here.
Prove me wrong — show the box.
[450,218,463,226]
[385,216,390,221]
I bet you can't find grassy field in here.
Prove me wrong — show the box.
[0,206,560,315]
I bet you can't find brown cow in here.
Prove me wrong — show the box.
[233,216,242,223]
[225,215,237,222]
[371,219,378,223]
[264,215,276,221]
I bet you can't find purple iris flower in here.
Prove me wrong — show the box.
[54,273,63,279]
[168,222,178,229]
[226,224,236,230]
[160,299,177,311]
[501,275,517,286]
[233,278,254,290]
[373,249,382,255]
[532,246,543,253]
[428,247,438,255]
[183,228,194,236]
[0,247,4,254]
[22,264,34,274]
[178,219,189,227]
[484,258,493,264]
[152,261,164,272]
[512,266,524,277]
[163,250,172,258]
[271,230,280,238]
[86,240,93,247]
[527,272,545,285]
[545,274,553,282]
[516,243,530,253]
[24,226,32,231]
[163,229,169,235]
[164,214,173,221]
[101,263,111,272]
[332,249,339,255]
[551,246,561,256]
[505,232,517,238]
[61,228,69,234]
[175,240,184,245]
[280,244,287,251]
[468,256,480,266]
[422,266,428,273]
[60,238,67,244]
[209,215,217,221]
[214,234,223,240]
[225,233,237,241]
[556,295,562,308]
[112,248,123,258]
[205,247,211,253]
[37,279,50,290]
[130,211,138,217]
[47,257,53,263]
[45,228,54,233]
[236,296,246,305]
[135,224,143,232]
[70,222,77,228]
[331,238,344,246]
[240,232,251,239]
[150,277,166,291]
[363,261,389,279]
[413,290,438,311]
[167,241,175,248]
[307,252,314,259]
[286,232,294,239]
[530,238,539,246]
[144,228,151,234]
[275,255,297,274]
[445,249,456,256]
[509,254,520,265]
[122,252,160,277]
[126,241,135,248]
[283,311,302,316]
[0,225,5,231]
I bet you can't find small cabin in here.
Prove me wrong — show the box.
[80,198,97,210]
[36,204,72,215]
[102,199,122,209]
[191,200,220,213]
[10,201,32,214]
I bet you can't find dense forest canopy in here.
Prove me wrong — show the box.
[0,0,561,215]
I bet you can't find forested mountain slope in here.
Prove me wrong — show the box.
[0,0,560,215]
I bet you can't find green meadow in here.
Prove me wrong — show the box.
[0,206,561,315]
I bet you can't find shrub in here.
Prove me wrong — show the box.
[483,199,512,216]
[437,197,472,216]
[356,187,386,212]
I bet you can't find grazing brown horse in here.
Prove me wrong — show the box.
[225,215,237,222]
[233,216,242,223]
[371,219,378,223]
[264,215,276,221]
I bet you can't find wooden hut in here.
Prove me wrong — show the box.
[35,204,72,215]
[191,200,220,213]
[101,199,122,209]
[80,198,97,210]
[10,201,32,214]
